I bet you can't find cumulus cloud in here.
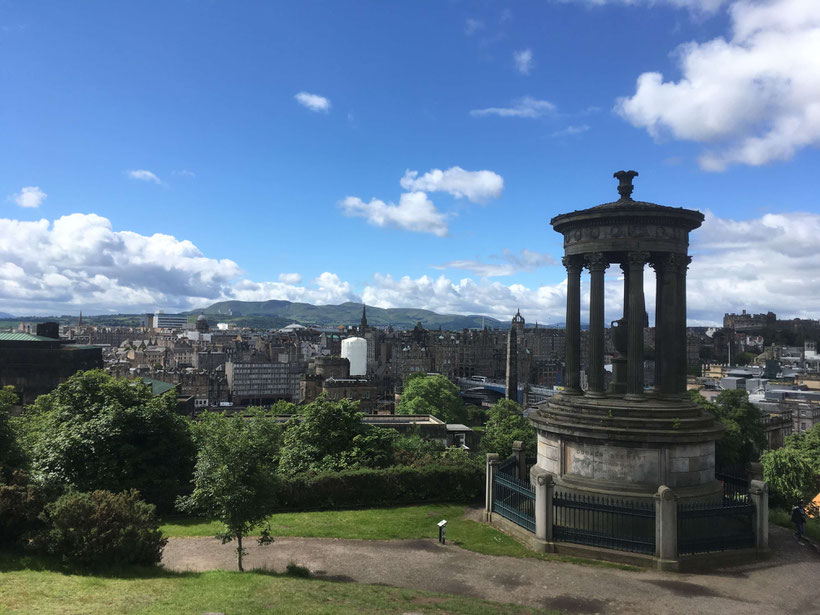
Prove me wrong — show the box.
[470,96,556,118]
[399,167,504,203]
[295,91,331,113]
[616,0,820,170]
[278,272,302,284]
[127,170,162,184]
[433,249,558,277]
[340,192,448,237]
[11,186,47,208]
[513,48,534,75]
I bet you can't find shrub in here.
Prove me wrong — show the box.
[32,489,167,568]
[0,475,48,548]
[273,464,484,511]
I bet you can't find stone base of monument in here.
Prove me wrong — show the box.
[531,392,725,502]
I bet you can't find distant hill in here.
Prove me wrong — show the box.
[193,300,507,330]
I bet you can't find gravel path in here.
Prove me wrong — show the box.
[162,524,818,615]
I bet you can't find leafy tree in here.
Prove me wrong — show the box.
[397,374,467,424]
[761,447,817,508]
[24,370,195,513]
[481,399,536,460]
[278,395,397,475]
[465,404,488,427]
[784,423,820,473]
[690,389,766,467]
[177,410,281,571]
[0,386,26,481]
[269,400,296,415]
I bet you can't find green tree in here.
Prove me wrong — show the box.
[761,447,816,508]
[397,374,467,424]
[24,370,195,513]
[0,386,26,482]
[690,389,766,467]
[177,410,281,571]
[481,399,536,460]
[278,395,397,476]
[784,424,820,473]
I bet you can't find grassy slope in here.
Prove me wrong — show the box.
[0,558,554,615]
[161,504,639,569]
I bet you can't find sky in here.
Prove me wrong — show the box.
[1,0,819,326]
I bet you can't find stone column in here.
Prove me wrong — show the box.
[654,485,679,571]
[484,453,499,521]
[530,466,555,552]
[750,480,769,551]
[658,254,680,399]
[625,251,649,400]
[651,258,664,395]
[512,440,526,480]
[563,256,583,394]
[585,252,608,397]
[675,256,692,397]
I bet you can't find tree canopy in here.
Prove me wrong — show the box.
[481,399,536,460]
[690,389,766,467]
[761,447,817,508]
[24,370,195,512]
[397,374,467,424]
[178,409,281,571]
[278,395,397,475]
[0,386,25,482]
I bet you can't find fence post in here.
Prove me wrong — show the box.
[530,466,554,553]
[485,453,499,522]
[746,462,764,482]
[749,480,769,551]
[512,440,526,480]
[654,485,679,571]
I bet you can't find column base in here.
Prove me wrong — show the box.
[585,391,607,399]
[623,393,645,402]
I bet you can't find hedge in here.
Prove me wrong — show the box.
[272,464,484,511]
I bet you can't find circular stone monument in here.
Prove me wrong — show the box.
[529,171,724,502]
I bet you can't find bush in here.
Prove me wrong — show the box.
[0,475,48,548]
[273,464,484,511]
[32,489,167,568]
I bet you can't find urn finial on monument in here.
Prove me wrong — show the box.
[613,169,638,200]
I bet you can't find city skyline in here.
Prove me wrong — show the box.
[1,0,818,326]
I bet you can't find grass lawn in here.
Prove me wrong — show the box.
[162,504,639,570]
[769,508,820,541]
[0,554,555,615]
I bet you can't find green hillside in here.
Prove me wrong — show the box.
[194,300,505,330]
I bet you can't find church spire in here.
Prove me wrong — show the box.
[361,303,368,329]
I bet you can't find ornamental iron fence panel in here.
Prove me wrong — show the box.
[552,491,655,554]
[492,465,536,532]
[677,497,755,555]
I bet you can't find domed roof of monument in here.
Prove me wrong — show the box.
[197,314,208,321]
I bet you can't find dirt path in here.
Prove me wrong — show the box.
[162,525,818,615]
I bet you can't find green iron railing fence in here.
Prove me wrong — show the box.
[493,459,536,532]
[678,472,755,555]
[553,491,656,554]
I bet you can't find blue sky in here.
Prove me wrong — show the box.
[1,0,818,325]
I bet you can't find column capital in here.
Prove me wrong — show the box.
[584,252,610,272]
[562,255,584,273]
[627,251,650,267]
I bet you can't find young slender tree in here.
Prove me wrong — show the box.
[397,374,467,424]
[481,399,536,460]
[177,410,281,571]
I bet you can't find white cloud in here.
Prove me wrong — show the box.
[278,272,302,284]
[433,249,558,277]
[616,0,820,171]
[464,18,484,35]
[399,167,504,203]
[11,186,47,208]
[549,124,590,138]
[470,96,556,118]
[340,191,448,237]
[127,169,162,184]
[295,91,331,113]
[560,0,727,12]
[233,272,356,305]
[172,169,196,178]
[513,48,533,75]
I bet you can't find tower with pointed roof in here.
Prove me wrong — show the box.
[360,303,368,330]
